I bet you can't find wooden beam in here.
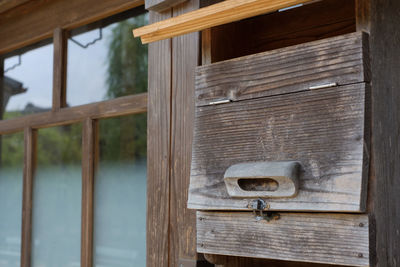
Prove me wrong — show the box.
[197,211,370,267]
[0,0,30,14]
[356,0,371,33]
[0,93,147,134]
[21,127,36,267]
[52,28,67,111]
[146,9,172,267]
[133,0,314,44]
[0,0,143,54]
[81,118,95,267]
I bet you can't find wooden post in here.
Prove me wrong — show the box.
[81,118,95,267]
[52,28,67,111]
[21,127,36,267]
[369,0,400,266]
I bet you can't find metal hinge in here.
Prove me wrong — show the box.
[309,82,338,90]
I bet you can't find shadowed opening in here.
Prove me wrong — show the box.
[238,178,279,192]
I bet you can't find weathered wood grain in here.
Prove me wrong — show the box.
[0,93,147,135]
[169,0,200,266]
[146,9,172,267]
[21,127,36,267]
[197,211,369,267]
[188,83,369,212]
[133,0,314,44]
[195,32,369,106]
[209,0,355,63]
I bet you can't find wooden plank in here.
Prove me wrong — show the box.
[0,93,147,134]
[188,83,369,212]
[0,0,30,14]
[209,0,355,63]
[169,0,199,266]
[146,9,172,267]
[145,0,187,12]
[195,32,369,106]
[133,0,314,44]
[0,0,143,54]
[369,0,400,266]
[197,211,369,267]
[81,118,95,267]
[52,28,67,111]
[21,127,36,267]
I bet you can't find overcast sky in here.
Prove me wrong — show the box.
[4,27,114,111]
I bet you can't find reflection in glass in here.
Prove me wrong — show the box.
[94,114,147,267]
[32,124,82,267]
[67,12,148,107]
[1,41,53,120]
[0,132,23,267]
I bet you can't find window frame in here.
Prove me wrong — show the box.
[0,6,148,267]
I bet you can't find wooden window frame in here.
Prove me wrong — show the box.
[0,10,147,267]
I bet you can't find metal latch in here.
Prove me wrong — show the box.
[248,199,280,222]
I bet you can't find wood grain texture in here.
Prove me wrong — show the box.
[197,211,369,267]
[81,118,95,267]
[133,0,314,43]
[369,0,400,266]
[0,0,30,14]
[52,28,67,111]
[146,9,172,267]
[145,0,186,12]
[21,127,36,267]
[189,83,369,212]
[209,0,356,63]
[356,0,370,33]
[195,32,369,106]
[169,0,200,266]
[0,93,147,134]
[0,0,143,54]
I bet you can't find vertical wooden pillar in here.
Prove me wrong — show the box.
[21,127,36,267]
[147,8,173,267]
[81,118,95,267]
[52,28,67,111]
[170,0,200,266]
[369,0,400,266]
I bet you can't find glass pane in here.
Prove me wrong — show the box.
[2,40,53,120]
[67,12,148,107]
[94,114,146,267]
[32,124,82,267]
[0,132,23,267]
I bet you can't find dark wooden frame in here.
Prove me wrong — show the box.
[0,3,148,267]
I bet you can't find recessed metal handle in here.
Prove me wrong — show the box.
[223,161,301,198]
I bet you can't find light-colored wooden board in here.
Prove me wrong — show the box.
[188,83,369,212]
[197,211,369,267]
[133,0,314,43]
[195,32,369,106]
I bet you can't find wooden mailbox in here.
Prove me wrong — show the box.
[189,32,371,266]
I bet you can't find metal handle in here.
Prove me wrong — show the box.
[223,161,300,198]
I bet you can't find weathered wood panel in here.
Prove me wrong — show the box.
[209,0,355,63]
[189,83,369,212]
[195,32,369,106]
[146,9,172,267]
[369,0,400,266]
[52,28,67,111]
[169,0,200,266]
[197,211,369,266]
